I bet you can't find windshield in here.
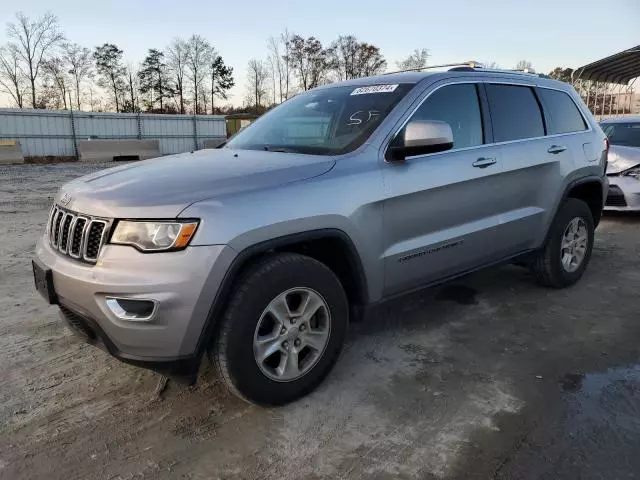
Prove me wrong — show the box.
[225,83,415,155]
[602,122,640,148]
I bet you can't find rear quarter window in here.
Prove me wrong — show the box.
[538,88,587,134]
[485,84,545,142]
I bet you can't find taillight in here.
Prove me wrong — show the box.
[604,137,610,151]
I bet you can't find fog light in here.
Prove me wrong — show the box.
[105,297,157,321]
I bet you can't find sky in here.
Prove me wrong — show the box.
[1,0,639,107]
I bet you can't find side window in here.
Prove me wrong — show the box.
[538,88,587,134]
[408,83,483,150]
[485,84,545,142]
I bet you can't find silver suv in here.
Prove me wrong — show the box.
[33,66,608,405]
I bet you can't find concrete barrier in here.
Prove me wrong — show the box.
[78,139,161,162]
[203,138,226,149]
[0,140,25,164]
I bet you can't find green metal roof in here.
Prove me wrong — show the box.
[574,45,640,85]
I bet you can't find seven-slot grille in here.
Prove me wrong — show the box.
[48,205,110,263]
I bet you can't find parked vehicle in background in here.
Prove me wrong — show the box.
[33,65,608,406]
[600,117,640,210]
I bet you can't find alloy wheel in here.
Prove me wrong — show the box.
[560,217,588,273]
[253,287,331,382]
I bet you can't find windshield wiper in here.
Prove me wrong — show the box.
[263,145,300,153]
[236,144,333,155]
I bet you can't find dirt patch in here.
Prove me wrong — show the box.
[1,164,640,479]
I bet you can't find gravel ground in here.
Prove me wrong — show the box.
[1,163,640,480]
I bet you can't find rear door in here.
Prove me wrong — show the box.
[537,86,594,166]
[381,81,508,296]
[483,82,574,252]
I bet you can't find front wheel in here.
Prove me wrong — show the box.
[212,253,349,406]
[531,198,595,288]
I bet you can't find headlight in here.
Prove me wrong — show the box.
[110,220,198,252]
[624,166,640,179]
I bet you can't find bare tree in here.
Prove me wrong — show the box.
[199,87,209,115]
[267,36,281,103]
[396,48,429,72]
[122,64,139,112]
[482,61,500,69]
[166,37,188,113]
[329,35,387,80]
[87,83,102,112]
[41,57,69,108]
[63,43,92,110]
[0,44,26,107]
[246,58,268,108]
[35,78,61,109]
[281,30,293,99]
[285,35,332,91]
[514,60,534,72]
[7,12,64,108]
[267,30,293,103]
[267,54,277,105]
[286,35,310,90]
[185,35,213,114]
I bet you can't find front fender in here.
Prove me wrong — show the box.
[180,162,386,303]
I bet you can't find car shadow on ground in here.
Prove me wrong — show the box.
[351,263,532,338]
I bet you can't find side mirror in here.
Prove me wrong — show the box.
[387,120,454,162]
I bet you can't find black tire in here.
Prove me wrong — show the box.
[211,252,349,406]
[531,198,595,288]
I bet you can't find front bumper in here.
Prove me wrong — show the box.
[35,236,237,376]
[605,176,640,211]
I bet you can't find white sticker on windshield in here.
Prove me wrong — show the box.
[350,84,399,95]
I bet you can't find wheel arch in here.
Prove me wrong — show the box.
[193,228,369,359]
[562,176,605,228]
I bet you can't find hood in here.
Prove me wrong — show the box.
[57,149,335,218]
[606,145,640,174]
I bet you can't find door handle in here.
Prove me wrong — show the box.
[472,157,496,168]
[547,145,567,154]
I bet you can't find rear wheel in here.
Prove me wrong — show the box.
[531,198,594,288]
[212,252,348,406]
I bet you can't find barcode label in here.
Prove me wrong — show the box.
[351,85,399,95]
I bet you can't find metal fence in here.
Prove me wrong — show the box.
[0,108,227,158]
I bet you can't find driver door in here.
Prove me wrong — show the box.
[381,82,508,296]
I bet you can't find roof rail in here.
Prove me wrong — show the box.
[383,61,483,75]
[384,61,542,78]
[461,66,541,77]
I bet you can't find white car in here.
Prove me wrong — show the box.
[601,117,640,211]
